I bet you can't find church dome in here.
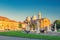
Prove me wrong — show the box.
[32,15,37,20]
[26,16,31,22]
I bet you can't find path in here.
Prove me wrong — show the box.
[0,36,46,40]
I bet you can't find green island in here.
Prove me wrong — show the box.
[0,31,60,40]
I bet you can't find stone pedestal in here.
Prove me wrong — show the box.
[36,21,40,34]
[47,26,51,32]
[26,23,30,31]
[54,24,57,32]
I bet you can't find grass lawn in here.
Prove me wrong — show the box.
[57,30,60,32]
[0,31,60,40]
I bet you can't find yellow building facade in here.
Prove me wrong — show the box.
[0,16,20,31]
[39,18,51,29]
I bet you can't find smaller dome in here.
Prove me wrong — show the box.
[32,15,37,20]
[26,16,31,22]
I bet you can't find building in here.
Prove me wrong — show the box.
[0,16,20,31]
[24,11,51,32]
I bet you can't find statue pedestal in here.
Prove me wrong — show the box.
[54,24,57,32]
[47,26,52,32]
[54,29,57,32]
[36,30,40,34]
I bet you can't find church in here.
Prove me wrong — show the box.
[24,11,51,33]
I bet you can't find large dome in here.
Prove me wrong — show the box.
[32,15,37,20]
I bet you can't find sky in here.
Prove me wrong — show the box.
[0,0,60,23]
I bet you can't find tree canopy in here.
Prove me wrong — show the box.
[53,20,60,29]
[19,24,22,28]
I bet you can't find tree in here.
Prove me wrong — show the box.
[19,24,22,28]
[53,20,60,29]
[31,23,36,30]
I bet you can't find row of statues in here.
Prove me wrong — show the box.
[25,22,57,34]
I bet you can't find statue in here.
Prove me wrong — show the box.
[36,20,40,33]
[25,23,30,34]
[54,23,57,32]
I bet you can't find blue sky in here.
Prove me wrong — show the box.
[0,0,60,23]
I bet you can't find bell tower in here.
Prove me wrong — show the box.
[32,12,37,20]
[38,11,42,19]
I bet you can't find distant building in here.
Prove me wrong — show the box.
[0,16,20,31]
